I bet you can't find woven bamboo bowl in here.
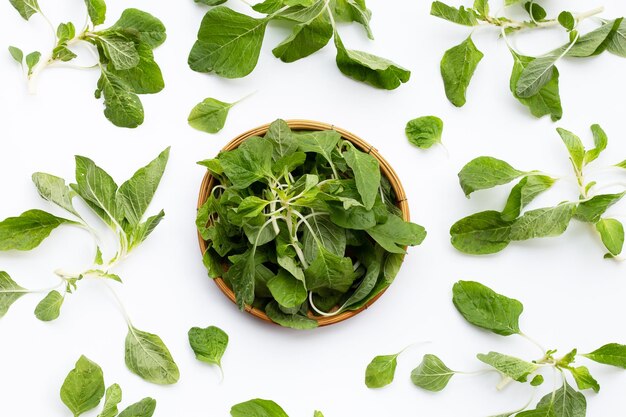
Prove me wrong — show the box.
[197,120,410,327]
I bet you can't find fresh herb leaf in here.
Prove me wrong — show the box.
[0,271,27,318]
[125,326,180,385]
[231,399,290,417]
[440,36,483,107]
[405,116,444,149]
[458,157,526,197]
[8,46,24,64]
[583,344,626,369]
[9,0,40,20]
[410,354,455,392]
[25,51,41,75]
[430,1,479,26]
[97,384,122,417]
[452,280,523,336]
[188,325,229,371]
[558,11,575,31]
[502,175,556,221]
[524,2,546,22]
[117,398,157,417]
[60,355,105,417]
[84,0,106,26]
[595,219,624,256]
[365,352,401,388]
[477,351,538,382]
[450,211,513,254]
[34,290,64,321]
[0,210,77,251]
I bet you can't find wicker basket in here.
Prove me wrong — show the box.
[197,120,410,327]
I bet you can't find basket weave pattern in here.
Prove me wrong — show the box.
[197,120,411,327]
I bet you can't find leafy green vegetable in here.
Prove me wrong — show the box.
[451,124,626,257]
[188,97,237,134]
[230,399,289,417]
[125,326,180,385]
[189,1,409,89]
[188,325,229,371]
[0,150,177,384]
[393,281,624,416]
[365,352,401,388]
[452,280,523,336]
[405,116,444,149]
[8,45,24,65]
[197,120,425,328]
[60,357,157,417]
[61,355,105,417]
[431,1,624,119]
[8,2,166,127]
[410,354,455,391]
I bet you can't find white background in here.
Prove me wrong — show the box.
[0,0,625,416]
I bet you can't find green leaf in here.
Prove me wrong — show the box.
[195,0,228,5]
[458,156,525,197]
[117,147,170,227]
[227,249,257,309]
[607,19,626,57]
[296,130,341,162]
[97,384,122,417]
[72,155,119,227]
[531,375,545,386]
[365,352,401,388]
[0,271,27,319]
[331,0,373,39]
[231,399,290,417]
[509,204,575,241]
[430,1,479,26]
[410,354,455,392]
[568,366,600,392]
[268,270,307,308]
[583,343,626,369]
[366,215,426,254]
[25,51,41,75]
[84,0,106,26]
[477,352,538,382]
[60,355,105,417]
[334,34,410,90]
[584,124,608,165]
[131,210,164,247]
[313,411,324,417]
[265,301,318,329]
[57,22,76,42]
[450,211,513,254]
[452,280,523,336]
[596,219,624,256]
[302,216,346,265]
[509,51,562,121]
[0,209,76,251]
[575,192,625,223]
[266,119,298,161]
[516,409,555,417]
[188,325,229,369]
[343,246,383,308]
[8,46,23,64]
[9,0,40,20]
[502,175,556,221]
[305,246,354,293]
[188,97,234,134]
[343,144,380,210]
[108,9,167,49]
[405,116,444,149]
[515,54,560,98]
[524,2,546,21]
[272,9,333,63]
[189,7,268,78]
[440,36,483,107]
[557,128,585,172]
[97,34,140,71]
[473,0,489,17]
[536,381,586,417]
[219,136,273,189]
[558,11,575,31]
[105,42,164,94]
[34,290,64,321]
[118,398,156,417]
[566,19,622,58]
[95,68,144,128]
[125,326,180,385]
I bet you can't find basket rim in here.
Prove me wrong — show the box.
[197,119,411,327]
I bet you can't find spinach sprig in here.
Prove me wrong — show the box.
[189,0,410,90]
[7,0,166,128]
[431,0,625,121]
[60,356,157,417]
[0,150,180,385]
[366,281,626,417]
[197,119,426,329]
[231,399,324,417]
[451,124,626,259]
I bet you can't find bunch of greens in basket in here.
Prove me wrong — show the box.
[7,0,166,128]
[0,149,180,385]
[450,124,626,259]
[231,399,325,417]
[60,355,157,417]
[197,119,426,329]
[365,281,626,417]
[188,0,410,90]
[430,0,626,121]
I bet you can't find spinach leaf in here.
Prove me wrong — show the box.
[125,326,180,385]
[0,271,27,319]
[0,210,77,251]
[34,290,64,321]
[61,355,105,417]
[118,398,156,417]
[440,36,483,107]
[410,354,455,392]
[231,399,290,417]
[188,325,229,370]
[458,157,525,197]
[477,351,538,382]
[98,384,122,417]
[583,344,626,369]
[365,352,401,388]
[405,116,444,149]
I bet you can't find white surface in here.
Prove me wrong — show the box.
[0,1,625,416]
